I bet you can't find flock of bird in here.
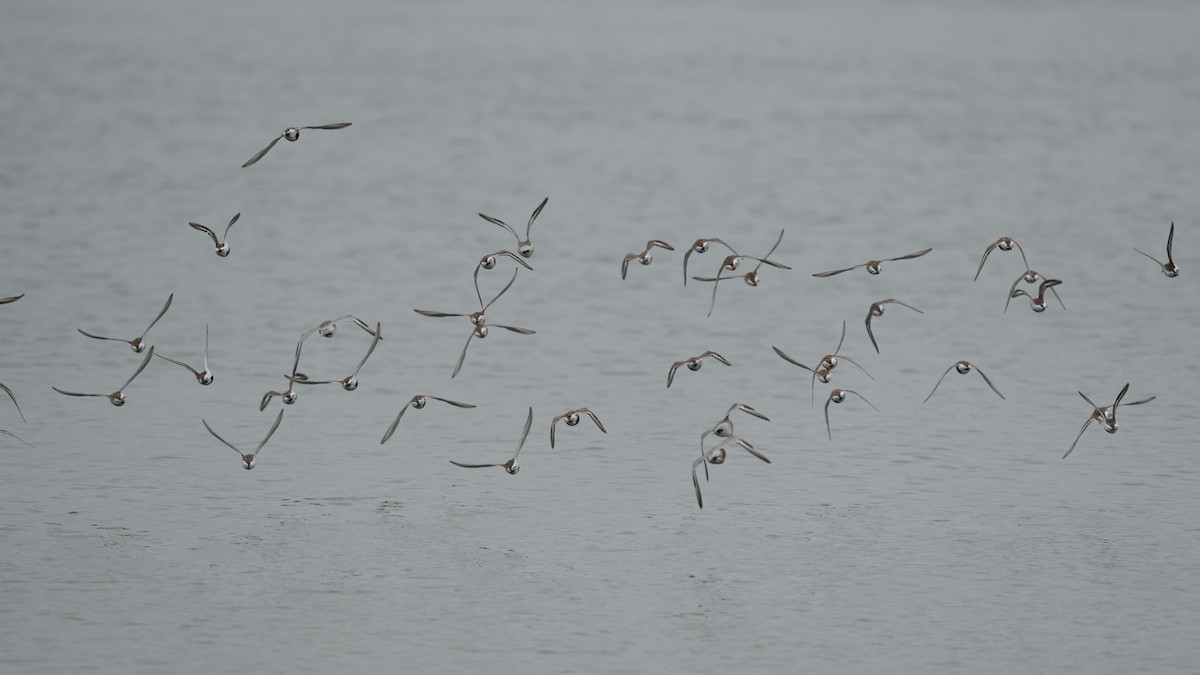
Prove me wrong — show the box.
[0,122,1183,509]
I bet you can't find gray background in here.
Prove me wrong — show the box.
[2,0,1198,673]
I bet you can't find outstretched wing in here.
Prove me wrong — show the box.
[526,197,548,239]
[189,221,219,246]
[118,346,156,393]
[141,293,174,340]
[451,330,477,378]
[242,134,284,168]
[511,406,534,461]
[202,418,244,456]
[812,264,859,278]
[253,409,285,455]
[772,346,814,372]
[582,408,607,434]
[222,212,241,239]
[923,363,959,403]
[886,247,933,262]
[301,122,352,130]
[450,460,500,469]
[0,381,27,423]
[972,365,1005,399]
[478,212,518,239]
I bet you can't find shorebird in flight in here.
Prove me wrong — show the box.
[380,395,476,445]
[1007,277,1063,313]
[53,346,156,407]
[478,197,547,258]
[681,237,738,286]
[450,406,533,474]
[474,250,533,310]
[1063,383,1156,459]
[773,320,873,405]
[691,229,791,316]
[621,240,675,280]
[189,212,240,257]
[549,407,607,448]
[923,360,1005,402]
[451,321,536,379]
[813,248,932,277]
[203,409,285,470]
[242,123,352,168]
[77,293,173,353]
[154,324,213,385]
[1132,222,1179,277]
[288,322,382,392]
[667,350,731,388]
[824,388,880,440]
[416,268,520,327]
[691,435,771,509]
[864,298,924,353]
[974,237,1030,281]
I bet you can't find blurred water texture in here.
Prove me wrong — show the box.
[2,1,1199,673]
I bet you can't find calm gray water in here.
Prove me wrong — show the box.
[3,1,1199,672]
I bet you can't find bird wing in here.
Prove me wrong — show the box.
[141,293,174,340]
[0,381,26,423]
[118,346,155,393]
[526,197,548,239]
[253,409,285,455]
[923,363,958,403]
[886,247,933,262]
[582,408,607,433]
[242,133,283,168]
[202,418,243,456]
[511,406,534,461]
[189,221,219,246]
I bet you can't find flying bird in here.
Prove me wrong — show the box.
[1132,222,1179,277]
[451,321,536,379]
[1004,271,1066,313]
[189,212,240,257]
[691,436,771,509]
[416,267,520,327]
[299,315,381,342]
[478,197,547,258]
[380,395,476,445]
[773,320,873,405]
[864,298,924,353]
[450,406,533,474]
[824,388,880,440]
[474,250,533,310]
[1063,383,1156,459]
[287,322,382,391]
[550,407,607,448]
[667,350,731,388]
[77,292,173,353]
[923,360,1005,403]
[53,346,156,407]
[813,248,932,277]
[621,240,675,280]
[691,229,791,315]
[242,123,352,168]
[203,409,285,470]
[974,237,1030,281]
[1008,277,1063,313]
[154,324,213,385]
[681,237,738,286]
